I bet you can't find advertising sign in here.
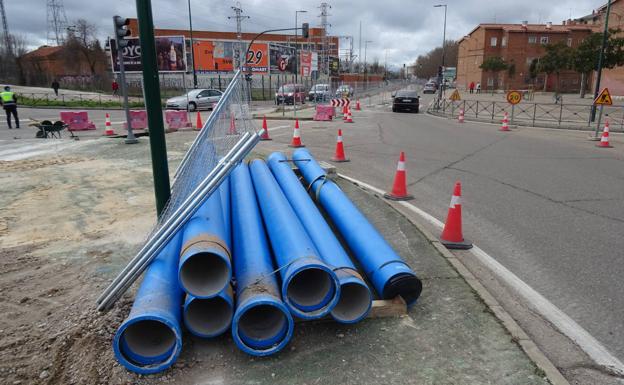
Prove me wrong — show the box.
[300,51,312,76]
[110,36,186,73]
[269,43,296,74]
[192,41,268,73]
[329,57,340,76]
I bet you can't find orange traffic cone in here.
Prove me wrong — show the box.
[331,129,349,162]
[500,112,510,131]
[343,105,348,120]
[104,113,115,136]
[384,151,413,201]
[596,119,613,148]
[458,109,465,123]
[260,115,271,140]
[356,99,361,111]
[196,111,203,130]
[345,107,353,123]
[228,112,238,135]
[440,181,472,250]
[289,119,304,148]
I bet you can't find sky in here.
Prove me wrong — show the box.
[6,0,605,67]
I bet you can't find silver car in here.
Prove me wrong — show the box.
[166,89,223,111]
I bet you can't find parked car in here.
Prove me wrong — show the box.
[392,89,420,113]
[275,84,306,105]
[335,84,354,98]
[166,89,223,111]
[422,82,437,94]
[308,83,331,101]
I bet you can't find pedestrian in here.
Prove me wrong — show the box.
[51,79,60,96]
[476,82,481,94]
[112,80,119,96]
[1,85,19,129]
[469,81,475,94]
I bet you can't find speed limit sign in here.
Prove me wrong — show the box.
[278,58,287,72]
[506,90,522,105]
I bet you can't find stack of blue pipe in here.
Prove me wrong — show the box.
[112,151,422,374]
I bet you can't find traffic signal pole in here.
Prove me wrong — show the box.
[590,0,612,123]
[135,0,171,217]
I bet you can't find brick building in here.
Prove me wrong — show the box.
[456,23,595,92]
[573,0,624,95]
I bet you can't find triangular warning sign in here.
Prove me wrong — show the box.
[449,89,461,101]
[594,88,613,106]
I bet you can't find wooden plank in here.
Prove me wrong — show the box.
[368,296,408,318]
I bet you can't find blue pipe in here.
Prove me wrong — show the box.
[178,191,231,299]
[248,159,340,319]
[218,176,231,248]
[113,233,183,374]
[230,163,294,355]
[267,152,372,323]
[183,285,234,338]
[292,149,422,305]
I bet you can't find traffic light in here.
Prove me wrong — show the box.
[438,65,443,77]
[113,16,131,48]
[302,23,309,39]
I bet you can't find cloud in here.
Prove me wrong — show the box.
[7,0,604,66]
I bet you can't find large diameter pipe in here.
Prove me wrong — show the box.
[183,285,234,338]
[248,159,340,320]
[97,131,257,311]
[218,175,231,247]
[178,191,231,299]
[113,233,183,374]
[292,149,422,305]
[230,163,294,355]
[267,152,372,323]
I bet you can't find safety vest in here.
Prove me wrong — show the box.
[1,91,15,105]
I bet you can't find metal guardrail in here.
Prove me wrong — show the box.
[429,99,624,132]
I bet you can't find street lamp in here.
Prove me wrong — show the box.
[434,4,447,103]
[364,40,372,88]
[188,0,198,88]
[294,10,307,115]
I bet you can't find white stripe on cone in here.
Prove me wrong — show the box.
[337,135,343,142]
[450,195,461,208]
[293,128,301,137]
[397,161,405,171]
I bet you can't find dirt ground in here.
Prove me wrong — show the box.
[0,135,193,385]
[0,133,548,385]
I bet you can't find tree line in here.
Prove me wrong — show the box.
[480,29,624,97]
[411,40,459,79]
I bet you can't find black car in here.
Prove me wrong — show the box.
[392,90,420,113]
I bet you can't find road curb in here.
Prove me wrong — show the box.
[337,174,570,385]
[253,115,314,121]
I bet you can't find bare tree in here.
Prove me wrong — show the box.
[64,19,106,75]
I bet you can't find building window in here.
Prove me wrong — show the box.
[540,36,549,44]
[502,36,507,46]
[487,77,494,86]
[528,36,537,44]
[567,37,573,47]
[526,57,534,65]
[490,37,497,47]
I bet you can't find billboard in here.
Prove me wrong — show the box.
[299,51,318,76]
[269,43,296,74]
[192,40,268,73]
[110,36,187,73]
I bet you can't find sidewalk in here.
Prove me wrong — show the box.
[0,133,556,384]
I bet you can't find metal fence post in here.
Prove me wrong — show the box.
[218,74,222,91]
[491,101,495,121]
[262,75,265,100]
[532,103,537,126]
[558,102,563,127]
[475,100,479,118]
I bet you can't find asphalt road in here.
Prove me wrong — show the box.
[260,94,624,363]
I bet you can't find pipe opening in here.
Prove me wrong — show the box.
[287,267,333,310]
[121,320,176,361]
[185,297,233,336]
[180,252,229,297]
[331,282,371,322]
[238,304,288,347]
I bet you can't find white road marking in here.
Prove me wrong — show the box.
[338,172,624,376]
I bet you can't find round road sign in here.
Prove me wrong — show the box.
[506,90,522,105]
[278,58,287,72]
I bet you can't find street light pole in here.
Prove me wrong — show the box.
[590,0,612,123]
[188,0,197,88]
[364,40,372,89]
[294,10,307,117]
[434,4,447,103]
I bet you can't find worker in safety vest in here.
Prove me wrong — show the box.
[0,85,19,129]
